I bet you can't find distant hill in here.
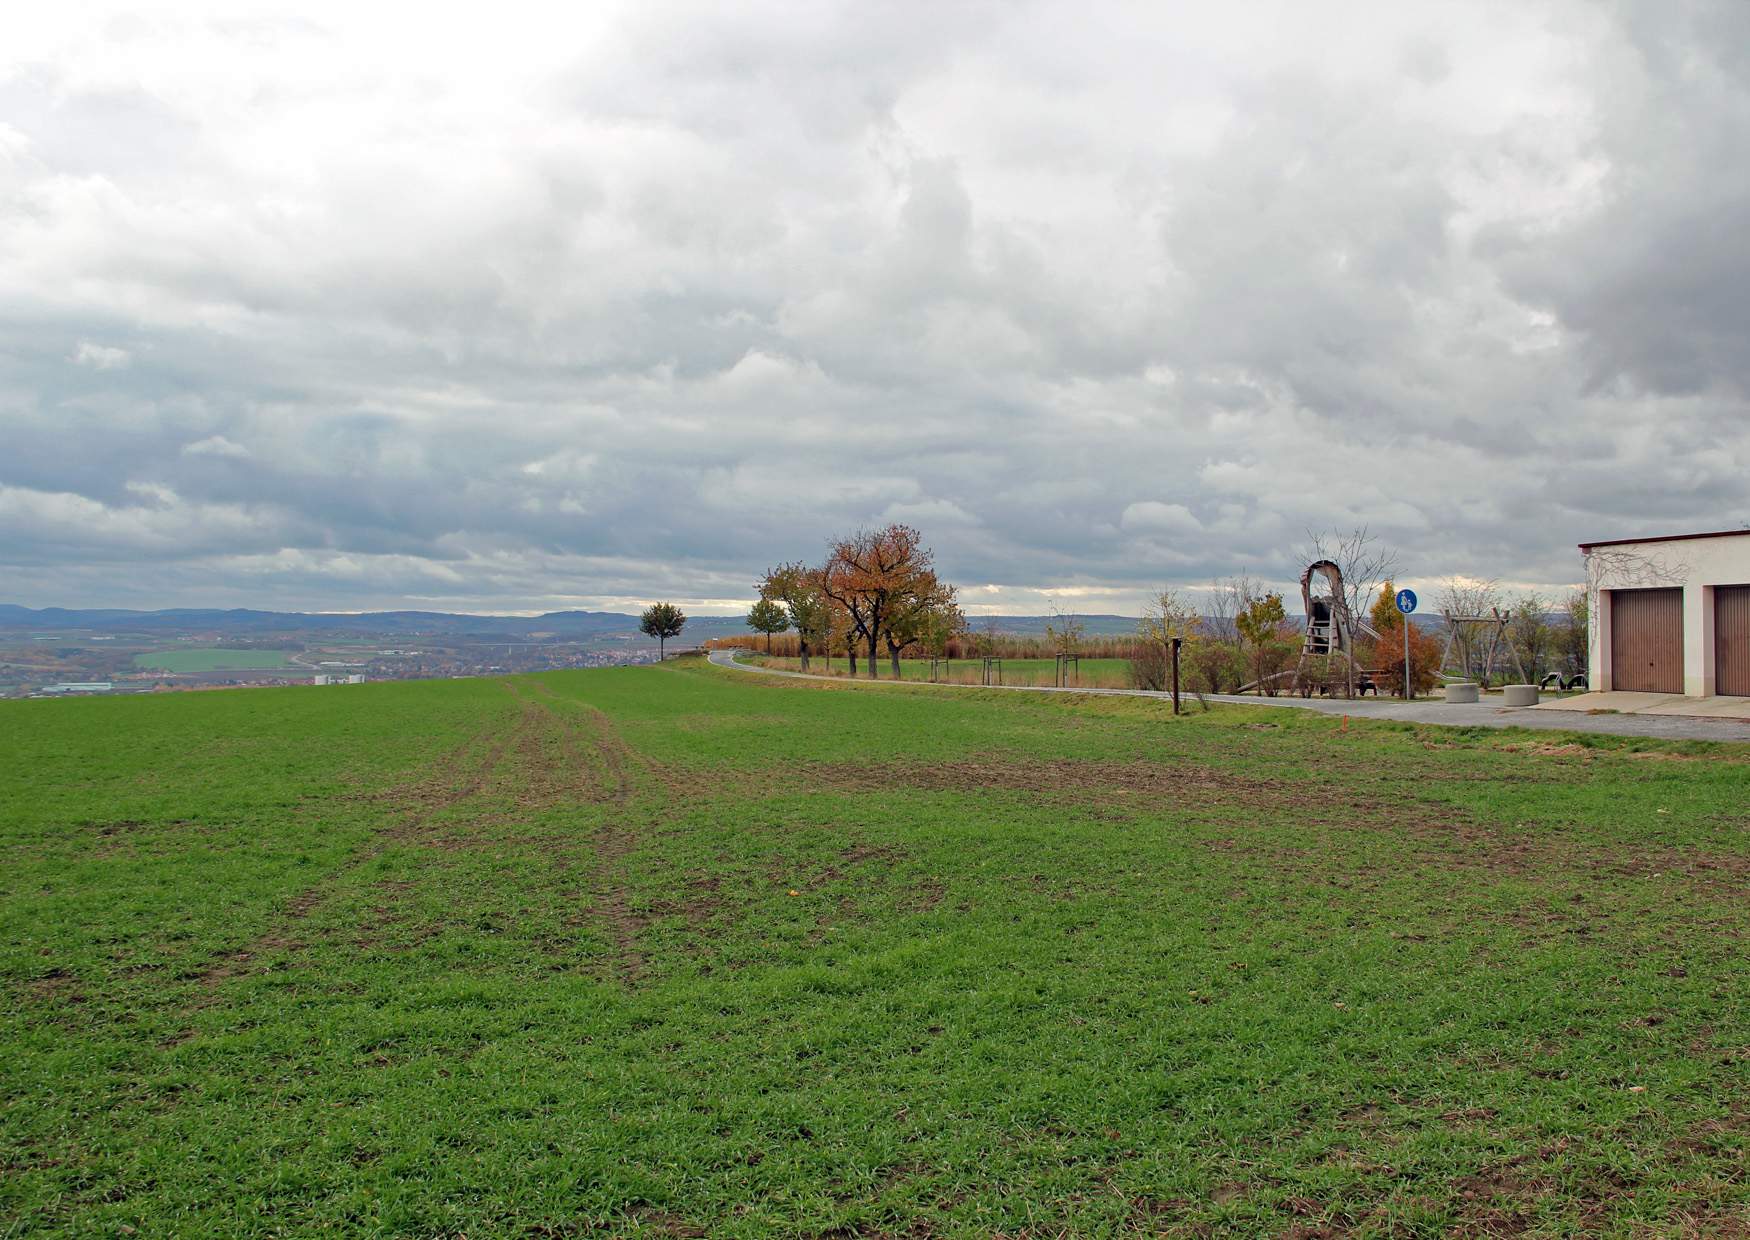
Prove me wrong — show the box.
[960,614,1141,637]
[0,605,1144,640]
[0,604,737,640]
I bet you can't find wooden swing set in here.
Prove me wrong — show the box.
[1438,607,1512,687]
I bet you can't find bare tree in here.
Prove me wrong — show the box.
[1201,575,1251,645]
[1299,526,1401,620]
[1044,602,1085,657]
[975,612,1003,657]
[1438,577,1503,681]
[1557,590,1588,679]
[1133,588,1202,691]
[1506,592,1552,684]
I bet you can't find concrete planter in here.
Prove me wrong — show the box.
[1502,684,1539,707]
[1445,682,1480,704]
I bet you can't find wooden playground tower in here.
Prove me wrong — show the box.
[1289,560,1383,698]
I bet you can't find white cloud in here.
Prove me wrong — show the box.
[71,341,131,369]
[0,0,1745,612]
[1119,501,1203,535]
[182,435,250,458]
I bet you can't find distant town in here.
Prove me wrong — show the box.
[0,605,1140,698]
[0,607,743,698]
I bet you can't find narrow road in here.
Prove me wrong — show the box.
[706,649,1750,743]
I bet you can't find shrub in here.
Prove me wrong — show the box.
[1188,640,1246,694]
[1373,618,1443,697]
[1130,640,1170,690]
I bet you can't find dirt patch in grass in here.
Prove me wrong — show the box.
[584,822,648,981]
[370,713,519,815]
[809,843,915,882]
[182,885,329,997]
[691,754,1301,822]
[522,680,644,802]
[181,711,525,1002]
[803,756,1282,799]
[19,968,83,1009]
[720,754,1750,899]
[80,817,215,860]
[518,691,649,983]
[1590,846,1750,884]
[797,842,907,888]
[668,873,725,925]
[734,754,1662,879]
[407,683,655,982]
[1443,1136,1652,1238]
[1515,742,1590,758]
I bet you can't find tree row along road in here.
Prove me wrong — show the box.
[705,649,1750,743]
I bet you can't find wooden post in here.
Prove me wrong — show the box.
[1171,638,1182,715]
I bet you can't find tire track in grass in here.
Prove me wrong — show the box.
[520,680,649,982]
[177,680,655,1021]
[520,679,640,802]
[174,686,525,1009]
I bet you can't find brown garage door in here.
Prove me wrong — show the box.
[1717,586,1750,696]
[1611,588,1683,693]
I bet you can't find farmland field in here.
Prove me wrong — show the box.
[132,647,295,672]
[3,659,1749,1236]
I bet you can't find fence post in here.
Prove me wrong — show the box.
[1171,638,1181,715]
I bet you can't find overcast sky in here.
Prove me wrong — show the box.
[3,1,1747,615]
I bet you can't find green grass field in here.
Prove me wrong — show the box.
[750,653,1136,689]
[132,647,295,672]
[3,660,1748,1235]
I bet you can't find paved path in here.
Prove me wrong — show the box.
[706,649,1750,743]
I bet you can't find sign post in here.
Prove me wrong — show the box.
[1395,588,1418,699]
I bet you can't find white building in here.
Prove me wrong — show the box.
[1583,529,1750,698]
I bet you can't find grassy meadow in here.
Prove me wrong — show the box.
[748,654,1137,689]
[132,648,295,672]
[3,659,1749,1236]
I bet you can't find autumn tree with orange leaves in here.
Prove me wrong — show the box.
[882,571,963,676]
[757,526,959,678]
[821,524,956,679]
[759,561,830,672]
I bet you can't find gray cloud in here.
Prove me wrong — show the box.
[1,1,1747,614]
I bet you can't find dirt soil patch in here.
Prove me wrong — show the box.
[796,755,1282,799]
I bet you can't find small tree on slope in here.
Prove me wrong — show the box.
[640,602,687,661]
[746,597,790,653]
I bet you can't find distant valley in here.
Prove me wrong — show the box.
[0,605,1143,698]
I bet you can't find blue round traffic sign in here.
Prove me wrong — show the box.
[1395,588,1417,614]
